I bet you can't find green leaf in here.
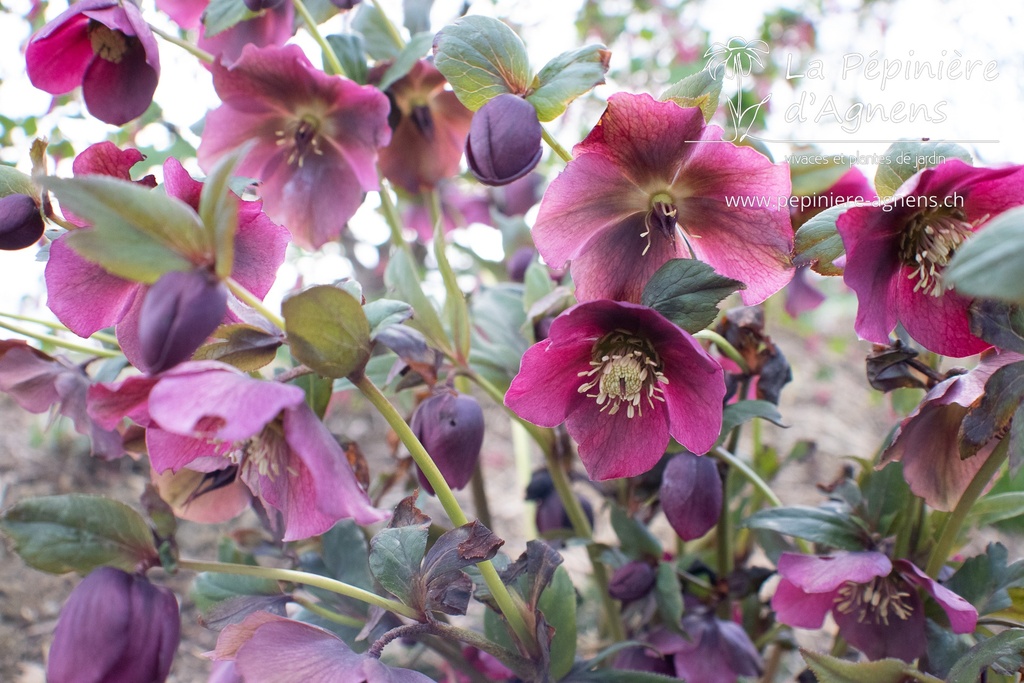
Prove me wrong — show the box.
[199,143,250,279]
[470,284,529,388]
[947,629,1024,683]
[202,0,259,38]
[325,34,369,83]
[353,1,401,61]
[718,400,786,445]
[539,565,577,681]
[194,323,282,372]
[402,0,433,34]
[969,492,1024,527]
[377,32,434,91]
[282,285,372,379]
[0,494,157,575]
[945,543,1024,616]
[0,165,38,198]
[368,525,428,607]
[292,372,334,419]
[789,154,853,197]
[640,259,743,333]
[522,259,555,313]
[742,505,871,550]
[527,44,610,122]
[322,520,374,590]
[793,202,862,276]
[874,140,973,200]
[945,205,1024,304]
[190,571,282,614]
[385,247,451,353]
[801,649,943,682]
[433,15,532,112]
[859,461,912,538]
[564,670,680,682]
[300,0,341,26]
[654,562,684,633]
[959,360,1024,459]
[968,299,1024,355]
[610,504,662,558]
[659,68,723,123]
[364,298,414,340]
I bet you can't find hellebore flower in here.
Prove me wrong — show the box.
[377,59,474,193]
[26,0,160,125]
[612,645,675,675]
[48,567,180,683]
[491,172,544,217]
[660,451,722,541]
[771,551,977,661]
[466,94,543,186]
[88,361,387,539]
[878,350,1023,510]
[649,614,763,683]
[198,44,391,249]
[0,193,44,250]
[199,2,295,67]
[138,269,229,374]
[211,611,433,682]
[45,154,287,373]
[505,299,725,481]
[411,388,485,494]
[608,560,657,602]
[533,92,793,304]
[837,159,1024,357]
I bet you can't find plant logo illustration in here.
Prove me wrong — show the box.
[704,36,771,142]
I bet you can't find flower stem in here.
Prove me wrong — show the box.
[149,25,214,64]
[925,437,1010,577]
[377,177,413,258]
[292,0,346,76]
[351,373,537,655]
[428,189,470,363]
[694,329,749,373]
[177,559,419,619]
[370,0,406,51]
[541,126,572,163]
[0,319,123,358]
[0,311,120,346]
[711,446,782,507]
[225,277,286,332]
[292,595,365,628]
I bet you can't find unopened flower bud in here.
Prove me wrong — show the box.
[608,559,657,602]
[528,470,595,535]
[507,247,535,283]
[48,567,180,683]
[660,452,722,541]
[0,193,44,250]
[466,94,543,186]
[411,390,485,494]
[243,0,284,10]
[138,269,228,374]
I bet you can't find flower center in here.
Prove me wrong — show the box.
[88,22,129,63]
[898,206,979,296]
[577,330,668,418]
[276,116,324,168]
[834,576,914,626]
[641,194,678,256]
[410,105,434,141]
[230,428,297,482]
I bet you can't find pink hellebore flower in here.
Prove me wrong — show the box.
[198,44,392,249]
[771,551,977,662]
[533,92,793,305]
[648,615,763,683]
[26,0,160,125]
[505,299,725,481]
[837,159,1024,357]
[88,361,387,540]
[199,3,295,67]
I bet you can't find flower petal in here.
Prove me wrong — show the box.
[25,4,97,94]
[80,37,158,125]
[896,560,978,634]
[567,393,670,480]
[770,578,835,629]
[233,619,363,683]
[777,551,892,593]
[895,283,989,358]
[504,337,594,428]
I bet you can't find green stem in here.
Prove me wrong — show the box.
[511,421,537,538]
[225,277,286,331]
[292,0,345,76]
[0,320,123,358]
[370,0,406,51]
[711,446,782,507]
[469,460,493,531]
[428,189,470,363]
[694,329,749,373]
[352,373,537,655]
[541,126,572,163]
[0,311,119,346]
[292,595,365,628]
[377,178,413,258]
[177,559,418,619]
[149,25,214,64]
[925,437,1010,577]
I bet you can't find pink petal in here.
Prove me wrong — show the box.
[198,3,295,67]
[25,2,100,93]
[155,0,206,30]
[233,619,362,682]
[896,560,978,634]
[73,142,149,181]
[151,465,251,524]
[567,394,670,480]
[654,327,725,455]
[146,429,226,473]
[231,199,289,298]
[87,373,159,429]
[504,336,597,428]
[895,282,990,358]
[80,43,159,125]
[777,551,891,593]
[770,578,835,629]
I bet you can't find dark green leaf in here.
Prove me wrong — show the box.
[801,649,943,682]
[718,400,786,448]
[378,32,434,91]
[0,494,157,575]
[364,298,414,339]
[564,670,680,682]
[282,285,372,379]
[640,259,743,333]
[859,461,911,538]
[191,570,283,614]
[654,562,684,633]
[538,565,577,680]
[959,360,1024,459]
[946,205,1024,304]
[946,629,1024,683]
[433,16,532,112]
[968,299,1024,355]
[353,1,402,61]
[527,45,610,122]
[610,504,662,558]
[292,372,333,419]
[742,505,871,550]
[384,247,450,352]
[368,525,428,607]
[793,202,862,276]
[944,543,1018,616]
[874,140,973,200]
[659,68,723,123]
[421,521,503,615]
[202,0,259,38]
[968,492,1024,527]
[325,34,368,83]
[322,520,374,590]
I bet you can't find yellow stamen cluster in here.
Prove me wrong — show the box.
[89,22,128,63]
[899,207,981,296]
[275,116,325,168]
[834,577,914,626]
[578,330,668,418]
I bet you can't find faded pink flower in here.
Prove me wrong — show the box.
[505,299,725,480]
[533,92,793,305]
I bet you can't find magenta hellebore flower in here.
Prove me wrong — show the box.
[878,350,1023,511]
[771,551,977,661]
[199,3,295,67]
[26,0,160,125]
[837,159,1024,357]
[505,299,725,481]
[87,361,387,540]
[198,44,391,250]
[532,92,793,305]
[48,567,180,683]
[211,611,433,682]
[648,614,763,683]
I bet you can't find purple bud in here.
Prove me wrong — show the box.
[507,246,535,283]
[138,269,228,374]
[243,0,284,10]
[612,646,674,675]
[0,193,44,250]
[411,390,485,494]
[491,172,544,217]
[535,489,594,535]
[608,560,657,602]
[48,567,180,683]
[466,94,543,186]
[660,452,722,541]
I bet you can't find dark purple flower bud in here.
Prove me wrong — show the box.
[612,645,674,675]
[660,452,722,541]
[507,246,535,283]
[535,488,594,535]
[411,389,485,494]
[0,193,44,250]
[608,559,657,601]
[243,0,284,10]
[466,94,543,186]
[48,567,180,683]
[138,269,228,374]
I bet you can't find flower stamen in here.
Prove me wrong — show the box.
[899,206,981,296]
[834,577,914,626]
[578,330,668,418]
[641,195,678,256]
[88,22,128,63]
[276,116,324,168]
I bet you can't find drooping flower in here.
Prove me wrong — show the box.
[771,551,977,661]
[648,614,763,683]
[376,59,474,194]
[660,451,722,541]
[88,361,387,540]
[608,560,657,602]
[837,159,1024,357]
[533,92,793,305]
[878,350,1022,510]
[199,2,295,67]
[411,388,485,494]
[198,44,391,249]
[466,94,543,187]
[48,567,180,683]
[505,299,725,480]
[210,611,433,682]
[0,193,44,250]
[26,0,160,125]
[525,469,594,537]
